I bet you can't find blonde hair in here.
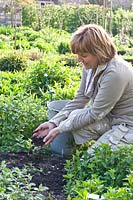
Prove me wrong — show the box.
[70,24,117,65]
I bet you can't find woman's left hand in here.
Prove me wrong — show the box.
[43,127,60,146]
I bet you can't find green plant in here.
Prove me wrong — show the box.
[22,5,38,28]
[22,5,132,37]
[0,40,8,49]
[0,93,47,152]
[112,8,132,36]
[15,39,31,50]
[32,38,56,53]
[64,144,133,199]
[0,70,28,96]
[0,53,28,72]
[51,82,80,100]
[26,55,81,98]
[0,161,48,199]
[0,25,14,36]
[57,41,71,54]
[59,54,79,67]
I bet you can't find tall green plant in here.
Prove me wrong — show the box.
[22,5,132,36]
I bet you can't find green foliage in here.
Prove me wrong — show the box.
[0,161,48,199]
[22,5,103,33]
[64,144,133,199]
[0,54,28,72]
[0,94,47,152]
[15,39,31,50]
[74,186,133,200]
[0,53,80,153]
[22,28,40,41]
[0,26,71,55]
[22,5,38,28]
[0,34,12,50]
[57,41,71,54]
[32,38,56,53]
[22,5,133,36]
[103,187,133,200]
[51,82,80,100]
[0,25,14,36]
[111,8,133,36]
[26,55,81,98]
[29,27,70,54]
[0,71,28,96]
[59,54,79,67]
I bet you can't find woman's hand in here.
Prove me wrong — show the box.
[32,122,56,139]
[43,127,60,146]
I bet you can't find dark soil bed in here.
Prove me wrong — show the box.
[0,151,70,200]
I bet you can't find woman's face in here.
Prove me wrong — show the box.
[77,53,98,70]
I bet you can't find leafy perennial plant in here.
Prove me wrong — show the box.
[64,144,133,199]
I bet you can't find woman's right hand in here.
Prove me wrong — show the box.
[32,122,56,139]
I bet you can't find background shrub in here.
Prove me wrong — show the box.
[0,25,14,36]
[57,41,71,54]
[0,54,28,72]
[22,5,133,36]
[25,55,81,98]
[59,54,79,67]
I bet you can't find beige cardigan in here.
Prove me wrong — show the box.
[49,56,133,133]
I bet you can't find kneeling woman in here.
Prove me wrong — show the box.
[33,24,133,150]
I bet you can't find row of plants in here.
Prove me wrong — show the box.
[0,53,80,95]
[0,26,132,65]
[0,26,71,54]
[22,5,133,37]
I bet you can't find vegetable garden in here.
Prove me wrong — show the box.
[0,4,133,200]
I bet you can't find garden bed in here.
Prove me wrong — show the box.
[0,151,68,200]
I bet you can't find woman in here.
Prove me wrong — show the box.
[33,24,133,150]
